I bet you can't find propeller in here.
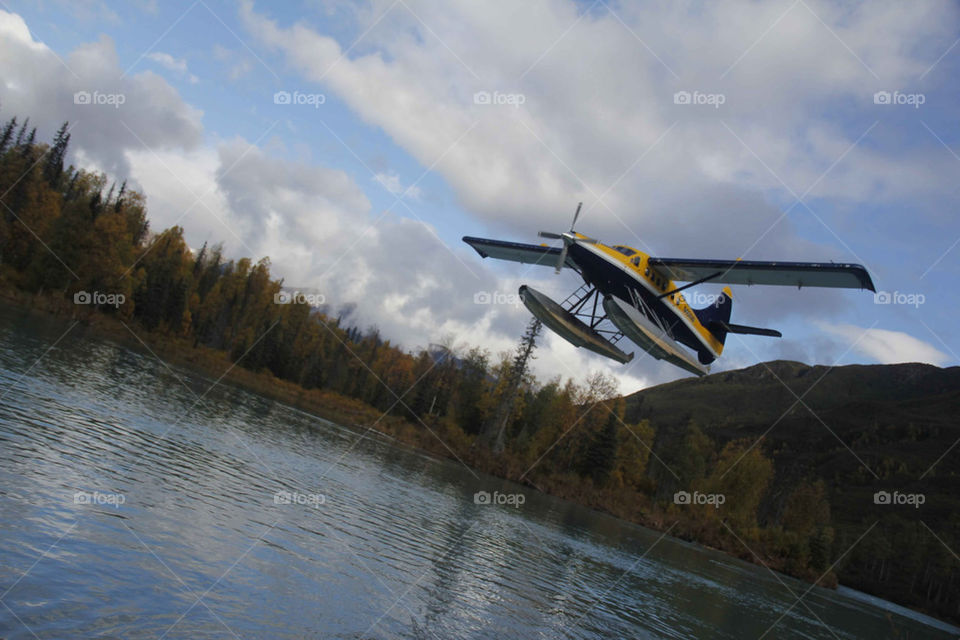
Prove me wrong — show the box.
[570,201,582,232]
[538,202,595,273]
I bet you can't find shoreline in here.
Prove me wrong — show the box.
[2,290,955,628]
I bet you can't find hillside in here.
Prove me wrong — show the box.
[625,360,960,433]
[624,360,959,491]
[624,360,960,620]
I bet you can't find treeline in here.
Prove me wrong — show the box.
[0,110,658,481]
[1,111,951,625]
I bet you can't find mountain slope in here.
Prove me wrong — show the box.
[623,360,960,622]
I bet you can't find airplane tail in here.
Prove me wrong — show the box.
[693,287,734,351]
[694,286,782,357]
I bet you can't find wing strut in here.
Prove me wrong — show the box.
[657,271,723,300]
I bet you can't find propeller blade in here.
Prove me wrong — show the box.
[555,243,569,273]
[570,201,583,232]
[538,231,563,239]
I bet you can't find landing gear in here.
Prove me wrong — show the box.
[560,283,630,346]
[518,284,633,364]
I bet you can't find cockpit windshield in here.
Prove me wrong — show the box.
[612,245,637,257]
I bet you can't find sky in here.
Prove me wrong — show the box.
[1,0,958,393]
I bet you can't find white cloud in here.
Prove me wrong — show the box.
[147,51,199,84]
[821,323,950,366]
[0,10,203,176]
[373,171,421,199]
[239,0,958,249]
[0,10,45,52]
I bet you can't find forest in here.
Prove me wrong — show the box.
[0,111,956,625]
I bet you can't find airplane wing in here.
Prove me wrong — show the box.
[648,257,875,292]
[463,236,574,269]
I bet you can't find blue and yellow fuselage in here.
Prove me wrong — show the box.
[566,234,726,363]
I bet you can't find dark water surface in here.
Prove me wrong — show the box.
[0,306,956,639]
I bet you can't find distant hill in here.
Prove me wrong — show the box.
[624,360,960,621]
[625,360,960,427]
[624,360,959,485]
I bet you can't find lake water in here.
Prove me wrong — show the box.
[0,305,956,639]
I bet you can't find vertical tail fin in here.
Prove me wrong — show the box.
[693,286,734,347]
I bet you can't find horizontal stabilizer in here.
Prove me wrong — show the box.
[463,236,573,269]
[711,322,782,338]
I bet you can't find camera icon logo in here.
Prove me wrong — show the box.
[74,291,91,304]
[873,291,891,304]
[473,91,491,105]
[273,490,292,505]
[473,291,491,304]
[873,91,891,105]
[673,490,691,505]
[274,291,291,304]
[873,490,891,505]
[74,91,91,105]
[274,91,291,105]
[474,491,491,505]
[673,91,691,105]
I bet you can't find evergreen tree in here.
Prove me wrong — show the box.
[114,179,126,212]
[21,127,36,155]
[0,116,17,154]
[43,122,70,186]
[14,117,29,146]
[482,318,541,452]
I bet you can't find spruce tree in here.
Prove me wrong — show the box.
[0,117,17,154]
[483,318,542,452]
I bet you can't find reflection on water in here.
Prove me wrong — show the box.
[0,305,956,639]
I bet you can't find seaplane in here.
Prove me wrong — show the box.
[463,204,876,376]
